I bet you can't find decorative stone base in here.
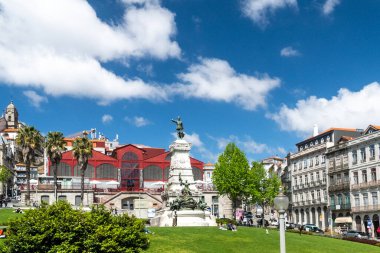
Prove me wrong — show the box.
[150,209,217,227]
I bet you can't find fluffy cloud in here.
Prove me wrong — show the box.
[270,82,380,136]
[213,135,286,156]
[102,114,113,124]
[322,0,341,15]
[0,0,179,103]
[23,90,48,108]
[280,46,300,57]
[241,0,297,27]
[125,116,151,127]
[173,58,280,110]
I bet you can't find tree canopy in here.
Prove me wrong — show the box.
[2,201,149,253]
[212,143,250,214]
[45,131,66,201]
[72,135,93,205]
[15,125,43,206]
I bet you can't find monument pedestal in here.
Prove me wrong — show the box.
[150,139,216,227]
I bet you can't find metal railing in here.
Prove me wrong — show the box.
[351,180,380,190]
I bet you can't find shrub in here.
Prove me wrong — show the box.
[216,218,237,226]
[3,201,149,253]
[342,237,380,246]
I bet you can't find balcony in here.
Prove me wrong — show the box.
[351,180,380,190]
[352,204,380,212]
[330,203,351,210]
[329,182,350,192]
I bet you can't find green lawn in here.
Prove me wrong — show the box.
[145,226,380,253]
[0,208,22,225]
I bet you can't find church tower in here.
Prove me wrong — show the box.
[5,101,18,129]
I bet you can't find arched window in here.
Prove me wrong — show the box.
[58,195,67,201]
[56,162,71,176]
[143,165,163,180]
[41,195,49,204]
[74,164,95,178]
[163,167,170,180]
[96,163,117,179]
[192,167,203,181]
[122,152,138,161]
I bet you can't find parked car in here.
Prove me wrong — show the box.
[270,219,279,226]
[286,222,296,229]
[345,230,367,238]
[304,224,324,234]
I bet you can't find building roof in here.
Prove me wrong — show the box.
[296,127,358,145]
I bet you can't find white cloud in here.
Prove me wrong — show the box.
[173,58,280,110]
[213,135,285,156]
[269,82,380,136]
[102,114,113,124]
[125,116,151,127]
[0,0,180,103]
[183,132,203,147]
[241,0,297,27]
[23,90,48,108]
[322,0,341,15]
[280,46,300,57]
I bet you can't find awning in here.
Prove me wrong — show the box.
[335,217,353,223]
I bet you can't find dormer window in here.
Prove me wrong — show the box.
[305,144,308,148]
[327,136,331,142]
[315,140,318,145]
[321,138,325,143]
[310,142,314,147]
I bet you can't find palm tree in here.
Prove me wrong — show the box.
[72,134,93,206]
[15,126,43,206]
[45,132,66,202]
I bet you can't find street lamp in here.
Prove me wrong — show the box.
[274,187,289,253]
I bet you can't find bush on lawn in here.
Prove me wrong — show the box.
[342,237,380,247]
[2,201,149,253]
[216,218,237,226]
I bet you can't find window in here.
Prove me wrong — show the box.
[310,158,313,167]
[344,172,349,183]
[56,162,72,177]
[362,170,368,183]
[330,196,335,206]
[304,175,308,185]
[122,152,138,161]
[96,163,117,179]
[58,195,67,201]
[322,155,326,164]
[41,195,49,204]
[303,160,307,168]
[317,190,321,200]
[336,173,342,184]
[354,194,360,206]
[74,164,94,178]
[75,196,81,206]
[327,135,331,142]
[311,173,314,182]
[337,194,343,205]
[360,148,366,162]
[311,191,315,200]
[363,193,368,206]
[329,175,334,185]
[352,150,358,164]
[371,168,377,181]
[299,176,302,185]
[316,171,320,182]
[315,156,320,165]
[323,172,326,183]
[370,145,375,160]
[323,190,327,201]
[353,172,358,184]
[372,192,378,205]
[143,165,163,181]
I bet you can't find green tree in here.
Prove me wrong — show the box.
[0,165,12,197]
[4,201,149,252]
[212,142,250,217]
[72,135,93,206]
[15,125,43,206]
[248,161,281,226]
[45,131,66,202]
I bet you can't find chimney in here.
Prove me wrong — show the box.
[313,124,319,137]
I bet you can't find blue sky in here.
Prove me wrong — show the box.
[1,0,380,163]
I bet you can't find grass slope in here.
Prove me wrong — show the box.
[0,209,22,225]
[146,227,379,253]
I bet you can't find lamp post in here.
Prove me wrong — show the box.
[274,187,289,253]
